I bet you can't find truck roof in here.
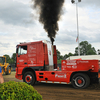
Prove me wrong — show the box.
[17,41,43,46]
[17,40,52,46]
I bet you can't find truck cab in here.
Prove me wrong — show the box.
[15,40,57,81]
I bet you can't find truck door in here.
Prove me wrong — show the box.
[17,46,28,67]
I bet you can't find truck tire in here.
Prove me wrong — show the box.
[71,73,90,89]
[23,71,35,86]
[6,66,11,75]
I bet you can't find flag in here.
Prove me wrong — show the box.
[76,36,78,42]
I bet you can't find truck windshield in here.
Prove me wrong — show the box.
[18,46,27,55]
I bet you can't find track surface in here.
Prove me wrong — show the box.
[3,72,100,100]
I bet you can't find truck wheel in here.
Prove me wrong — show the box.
[6,66,11,75]
[71,73,90,89]
[23,71,35,86]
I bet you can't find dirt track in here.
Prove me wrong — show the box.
[3,72,100,100]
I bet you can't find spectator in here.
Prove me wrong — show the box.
[0,66,4,83]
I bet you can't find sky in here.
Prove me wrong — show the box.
[0,0,100,57]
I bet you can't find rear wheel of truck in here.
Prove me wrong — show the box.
[23,71,35,86]
[71,73,90,89]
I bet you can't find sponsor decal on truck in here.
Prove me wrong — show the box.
[55,73,66,78]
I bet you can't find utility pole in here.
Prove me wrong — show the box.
[71,0,81,56]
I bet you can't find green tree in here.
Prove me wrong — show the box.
[98,49,100,55]
[56,49,61,60]
[8,59,13,64]
[63,53,74,59]
[4,54,11,63]
[68,52,74,57]
[63,54,69,59]
[11,53,16,64]
[4,53,16,64]
[75,41,97,55]
[56,49,64,64]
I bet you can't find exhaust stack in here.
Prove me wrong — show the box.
[43,40,54,71]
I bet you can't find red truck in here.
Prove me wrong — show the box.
[15,40,100,88]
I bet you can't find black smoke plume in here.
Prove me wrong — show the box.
[32,0,65,44]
